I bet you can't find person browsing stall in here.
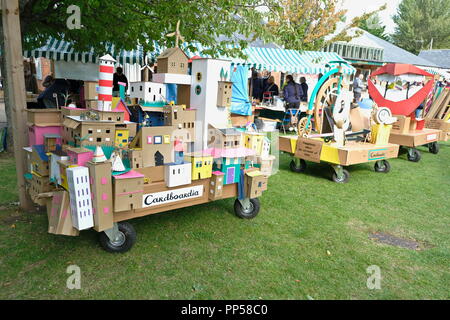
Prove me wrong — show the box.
[283,75,303,109]
[263,76,279,97]
[113,67,128,96]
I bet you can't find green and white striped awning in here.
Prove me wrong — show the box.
[150,43,355,75]
[24,38,144,65]
[422,67,450,80]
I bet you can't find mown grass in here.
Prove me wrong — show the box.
[0,142,449,300]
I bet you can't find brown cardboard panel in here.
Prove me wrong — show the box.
[231,114,254,127]
[389,128,441,147]
[295,137,323,163]
[177,84,191,107]
[391,115,411,134]
[46,191,79,236]
[332,142,399,166]
[136,165,165,183]
[113,181,237,222]
[279,136,296,153]
[84,81,98,100]
[350,107,368,131]
[27,109,62,126]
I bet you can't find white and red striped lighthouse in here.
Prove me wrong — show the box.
[97,54,116,111]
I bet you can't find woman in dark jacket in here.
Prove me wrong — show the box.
[283,75,303,109]
[263,76,279,97]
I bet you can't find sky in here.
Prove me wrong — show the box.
[341,0,403,34]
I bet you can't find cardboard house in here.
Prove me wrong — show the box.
[129,81,166,105]
[29,173,53,206]
[217,81,233,108]
[207,126,242,150]
[164,162,192,188]
[46,191,79,236]
[112,97,131,122]
[190,58,233,147]
[87,161,114,232]
[49,150,69,185]
[57,160,77,190]
[92,109,125,124]
[28,125,62,146]
[113,170,144,212]
[27,109,62,127]
[31,144,52,177]
[66,166,94,230]
[62,106,86,119]
[62,116,115,147]
[208,171,224,200]
[129,105,166,128]
[23,147,33,173]
[44,134,60,152]
[66,147,94,167]
[184,152,213,180]
[128,149,143,169]
[156,47,189,74]
[245,170,268,198]
[115,129,130,148]
[244,132,264,155]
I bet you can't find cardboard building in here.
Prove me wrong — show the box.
[66,147,94,167]
[28,125,62,146]
[92,109,125,124]
[156,47,189,74]
[128,149,143,169]
[115,129,130,148]
[209,171,224,200]
[217,81,233,108]
[46,190,79,236]
[244,132,264,155]
[66,166,94,230]
[184,152,213,180]
[164,162,192,188]
[29,173,53,206]
[62,116,115,147]
[113,170,144,212]
[129,81,166,105]
[190,58,233,147]
[49,150,69,185]
[245,170,268,198]
[87,161,114,231]
[31,144,52,177]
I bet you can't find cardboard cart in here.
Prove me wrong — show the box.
[279,135,399,183]
[389,115,442,162]
[25,48,274,253]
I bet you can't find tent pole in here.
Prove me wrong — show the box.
[1,0,34,211]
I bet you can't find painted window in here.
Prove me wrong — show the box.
[118,133,123,137]
[147,136,153,144]
[163,135,170,144]
[154,136,162,144]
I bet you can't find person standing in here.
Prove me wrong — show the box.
[251,70,264,102]
[263,76,279,97]
[113,67,128,96]
[299,77,308,102]
[283,75,303,109]
[353,73,364,102]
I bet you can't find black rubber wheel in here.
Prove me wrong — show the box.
[428,142,440,154]
[99,222,136,253]
[331,169,350,183]
[374,160,391,173]
[407,149,421,162]
[234,198,260,219]
[289,159,307,173]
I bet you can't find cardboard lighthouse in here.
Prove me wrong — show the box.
[97,54,116,111]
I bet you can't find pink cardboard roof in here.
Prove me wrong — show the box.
[114,170,144,180]
[204,147,256,158]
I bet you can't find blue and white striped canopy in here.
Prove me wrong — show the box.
[150,42,355,75]
[24,38,144,65]
[23,38,355,75]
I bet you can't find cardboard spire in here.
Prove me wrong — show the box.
[111,154,126,172]
[92,146,107,163]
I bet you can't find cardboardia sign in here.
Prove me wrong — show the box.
[142,185,204,208]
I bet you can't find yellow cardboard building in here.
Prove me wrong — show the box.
[185,152,213,180]
[244,132,264,155]
[115,129,130,148]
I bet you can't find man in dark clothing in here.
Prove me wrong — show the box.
[37,78,71,108]
[263,76,279,97]
[113,67,128,96]
[283,75,303,109]
[251,71,264,102]
[300,77,308,102]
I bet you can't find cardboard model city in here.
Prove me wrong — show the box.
[24,46,272,237]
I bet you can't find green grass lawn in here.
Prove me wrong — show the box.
[0,143,449,300]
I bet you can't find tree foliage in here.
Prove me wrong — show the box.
[359,13,389,41]
[392,0,450,54]
[265,0,387,50]
[15,0,275,57]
